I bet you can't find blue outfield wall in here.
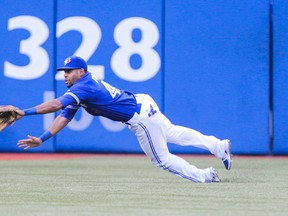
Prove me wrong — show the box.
[0,0,285,155]
[273,1,288,154]
[164,0,270,154]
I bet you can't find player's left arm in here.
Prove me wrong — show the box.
[17,115,70,150]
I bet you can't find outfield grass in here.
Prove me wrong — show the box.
[0,155,287,216]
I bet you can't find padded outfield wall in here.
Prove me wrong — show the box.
[0,0,285,155]
[273,1,288,154]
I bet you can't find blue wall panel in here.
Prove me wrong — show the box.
[0,0,55,152]
[164,0,270,154]
[273,1,288,154]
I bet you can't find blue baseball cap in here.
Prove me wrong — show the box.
[57,56,87,71]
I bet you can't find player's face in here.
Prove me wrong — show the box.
[64,69,84,87]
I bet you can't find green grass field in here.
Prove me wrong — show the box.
[0,155,287,216]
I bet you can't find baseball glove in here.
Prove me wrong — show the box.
[0,105,20,131]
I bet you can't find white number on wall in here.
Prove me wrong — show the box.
[4,16,49,79]
[56,16,104,80]
[111,17,161,82]
[4,16,160,82]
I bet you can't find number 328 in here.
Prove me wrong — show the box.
[4,15,161,82]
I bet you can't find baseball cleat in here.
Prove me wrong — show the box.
[222,139,232,170]
[210,167,221,183]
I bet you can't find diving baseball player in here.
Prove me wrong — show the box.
[16,56,232,183]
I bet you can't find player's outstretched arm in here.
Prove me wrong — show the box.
[17,115,70,150]
[23,99,63,115]
[0,100,62,132]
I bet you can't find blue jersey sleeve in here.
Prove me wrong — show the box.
[57,92,80,121]
[60,105,79,121]
[57,93,79,107]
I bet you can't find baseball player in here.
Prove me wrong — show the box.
[16,56,232,183]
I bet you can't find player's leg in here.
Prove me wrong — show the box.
[132,114,218,183]
[161,113,232,169]
[167,124,225,158]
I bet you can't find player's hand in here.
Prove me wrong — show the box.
[15,109,24,120]
[17,135,42,150]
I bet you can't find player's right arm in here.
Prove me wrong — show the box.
[17,94,78,149]
[17,91,80,149]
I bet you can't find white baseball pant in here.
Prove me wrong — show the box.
[127,94,226,183]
